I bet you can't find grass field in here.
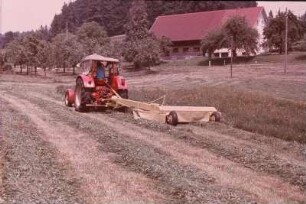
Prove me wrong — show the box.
[126,51,306,143]
[157,51,306,67]
[1,51,306,203]
[130,86,306,143]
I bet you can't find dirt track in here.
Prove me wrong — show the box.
[0,66,306,203]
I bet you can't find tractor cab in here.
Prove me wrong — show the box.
[65,54,128,111]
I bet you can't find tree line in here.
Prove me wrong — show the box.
[50,0,256,37]
[1,0,169,74]
[3,21,119,76]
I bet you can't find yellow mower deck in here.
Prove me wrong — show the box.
[111,96,221,126]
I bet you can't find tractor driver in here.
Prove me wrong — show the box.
[95,61,106,80]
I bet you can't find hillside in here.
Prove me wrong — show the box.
[50,0,257,37]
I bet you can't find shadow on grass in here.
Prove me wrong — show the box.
[123,65,159,75]
[198,56,255,66]
[295,55,306,61]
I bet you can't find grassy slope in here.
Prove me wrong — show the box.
[129,52,306,143]
[161,51,306,66]
[51,52,306,143]
[130,86,306,143]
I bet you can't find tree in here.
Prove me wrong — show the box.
[201,30,226,58]
[263,10,304,54]
[200,16,258,58]
[125,37,161,68]
[5,38,28,73]
[159,36,173,56]
[36,25,52,41]
[2,31,20,48]
[299,11,306,33]
[124,0,161,68]
[222,15,259,57]
[50,0,256,37]
[23,33,42,74]
[125,0,149,42]
[76,21,111,56]
[51,33,84,73]
[36,40,52,76]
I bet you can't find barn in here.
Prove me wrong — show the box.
[150,6,268,59]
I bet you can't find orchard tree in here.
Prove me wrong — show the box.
[5,38,28,73]
[51,33,84,73]
[36,40,52,76]
[76,21,111,55]
[222,15,259,57]
[263,10,304,54]
[23,33,43,74]
[124,0,161,68]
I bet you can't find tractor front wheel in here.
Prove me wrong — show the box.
[210,111,221,122]
[74,79,90,112]
[65,92,73,107]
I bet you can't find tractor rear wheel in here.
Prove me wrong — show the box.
[166,111,178,126]
[210,111,221,122]
[74,79,90,112]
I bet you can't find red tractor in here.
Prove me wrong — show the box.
[64,54,128,111]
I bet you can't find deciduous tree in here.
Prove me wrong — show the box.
[222,15,259,57]
[200,16,258,58]
[51,33,84,73]
[263,10,304,53]
[76,21,111,56]
[124,0,161,68]
[201,30,226,58]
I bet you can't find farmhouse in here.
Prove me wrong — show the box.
[150,6,268,59]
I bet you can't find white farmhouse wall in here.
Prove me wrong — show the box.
[254,9,267,54]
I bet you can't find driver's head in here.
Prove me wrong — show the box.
[101,61,107,67]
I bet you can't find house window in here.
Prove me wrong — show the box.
[214,53,219,58]
[173,47,179,53]
[183,47,189,53]
[221,52,228,58]
[193,47,200,52]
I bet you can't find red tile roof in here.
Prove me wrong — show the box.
[150,7,265,42]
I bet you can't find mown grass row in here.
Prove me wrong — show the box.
[129,86,306,143]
